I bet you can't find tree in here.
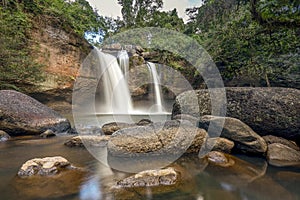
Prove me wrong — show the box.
[185,0,300,88]
[117,0,163,27]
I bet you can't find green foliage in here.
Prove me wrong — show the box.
[186,0,300,88]
[0,0,107,91]
[0,5,44,91]
[117,0,163,28]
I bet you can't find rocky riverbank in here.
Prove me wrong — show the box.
[0,88,299,199]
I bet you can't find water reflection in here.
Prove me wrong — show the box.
[80,177,102,200]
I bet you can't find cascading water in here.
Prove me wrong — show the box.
[96,49,133,114]
[117,50,129,80]
[147,62,163,113]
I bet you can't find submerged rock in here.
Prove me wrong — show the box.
[0,90,70,136]
[64,135,110,147]
[267,143,300,167]
[205,137,235,153]
[172,87,300,141]
[199,116,267,155]
[205,151,235,167]
[17,156,77,177]
[0,130,10,142]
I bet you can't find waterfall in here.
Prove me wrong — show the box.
[117,50,129,80]
[96,49,133,114]
[147,62,163,113]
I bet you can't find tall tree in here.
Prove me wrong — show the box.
[117,0,163,27]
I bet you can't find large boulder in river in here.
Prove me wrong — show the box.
[108,120,207,157]
[172,87,300,141]
[0,90,70,135]
[199,116,267,155]
[107,120,207,172]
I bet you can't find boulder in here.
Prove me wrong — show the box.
[199,116,267,155]
[0,130,10,142]
[107,120,207,157]
[263,135,300,151]
[266,143,300,167]
[17,156,77,177]
[205,137,235,153]
[64,135,110,147]
[0,90,70,136]
[172,87,300,141]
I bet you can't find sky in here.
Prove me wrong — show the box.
[86,0,202,21]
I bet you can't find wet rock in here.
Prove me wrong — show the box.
[205,137,235,153]
[64,135,110,147]
[14,163,86,199]
[205,151,235,167]
[0,130,10,142]
[205,154,268,185]
[0,90,70,136]
[267,143,300,167]
[108,120,207,157]
[136,119,153,126]
[17,156,77,177]
[114,167,180,188]
[102,120,153,135]
[263,135,300,151]
[40,129,56,138]
[111,167,181,199]
[199,116,267,155]
[172,87,300,141]
[102,122,133,135]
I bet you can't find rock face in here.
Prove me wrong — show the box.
[107,120,207,157]
[17,156,75,177]
[172,87,300,141]
[114,167,180,188]
[199,116,267,155]
[64,135,110,147]
[0,90,70,136]
[267,143,300,167]
[0,130,10,142]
